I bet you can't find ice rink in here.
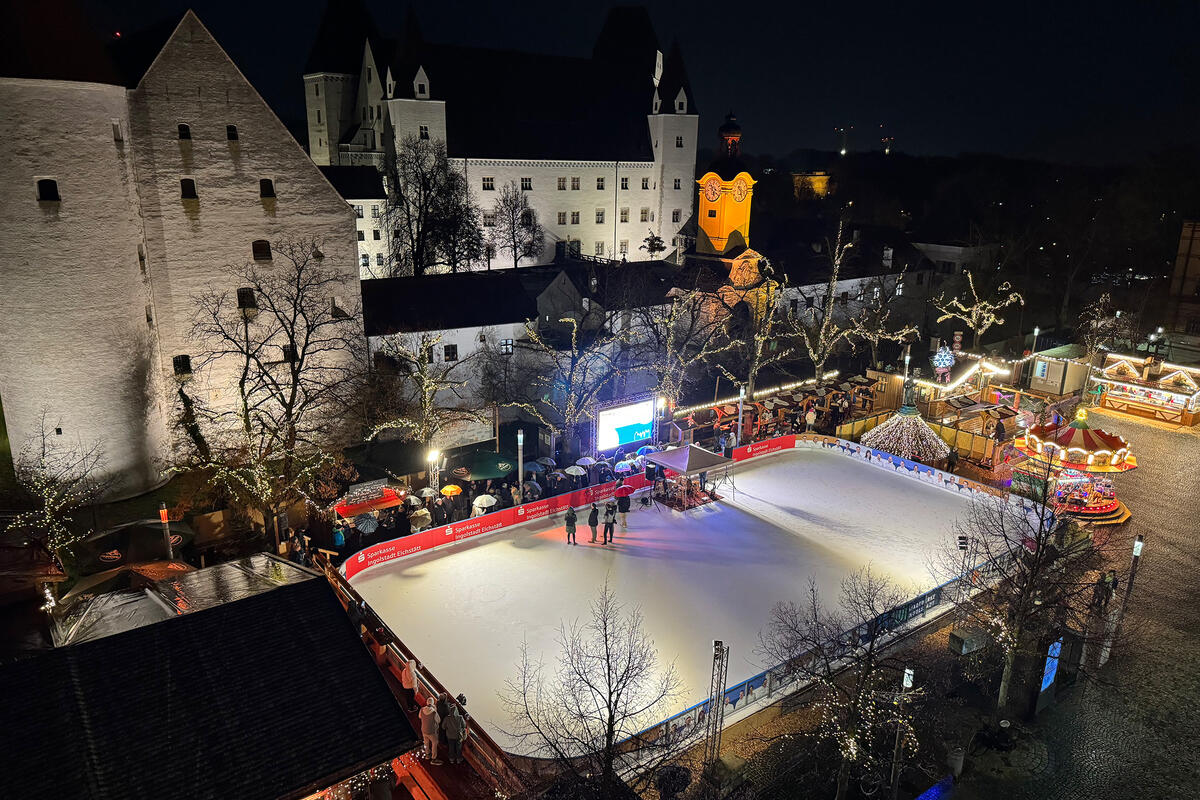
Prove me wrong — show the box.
[351,448,974,752]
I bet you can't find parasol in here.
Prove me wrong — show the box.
[564,465,586,476]
[575,456,597,466]
[473,494,498,508]
[353,513,379,533]
[614,485,636,497]
[419,487,439,498]
[536,457,557,467]
[614,462,633,473]
[636,445,657,455]
[524,461,546,473]
[440,484,463,496]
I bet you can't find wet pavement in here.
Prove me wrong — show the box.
[954,411,1200,799]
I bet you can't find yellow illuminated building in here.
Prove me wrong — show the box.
[696,113,756,256]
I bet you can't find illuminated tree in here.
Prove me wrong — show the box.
[710,258,799,398]
[860,405,950,463]
[932,271,1024,350]
[847,270,919,370]
[795,221,855,379]
[629,283,732,408]
[493,180,545,268]
[1075,293,1140,360]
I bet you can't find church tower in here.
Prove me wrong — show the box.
[696,113,756,255]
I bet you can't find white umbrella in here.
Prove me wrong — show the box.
[575,457,597,466]
[419,487,439,498]
[536,457,557,467]
[564,465,586,476]
[473,494,498,508]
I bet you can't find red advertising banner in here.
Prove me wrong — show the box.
[732,434,795,461]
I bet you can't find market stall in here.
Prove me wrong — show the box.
[1094,355,1200,426]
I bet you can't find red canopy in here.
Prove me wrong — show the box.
[334,487,406,518]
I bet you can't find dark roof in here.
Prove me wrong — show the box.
[305,0,378,75]
[319,165,386,200]
[0,575,417,800]
[658,40,698,113]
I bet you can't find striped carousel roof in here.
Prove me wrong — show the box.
[1015,407,1136,472]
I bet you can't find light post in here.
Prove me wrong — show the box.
[890,667,914,799]
[159,502,174,561]
[735,386,746,447]
[1032,325,1039,353]
[427,449,440,494]
[903,345,911,380]
[516,428,524,504]
[1124,534,1145,603]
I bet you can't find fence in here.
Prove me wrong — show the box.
[835,409,892,440]
[836,411,1000,463]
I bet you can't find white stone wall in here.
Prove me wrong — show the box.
[350,197,390,278]
[304,72,356,166]
[0,78,168,496]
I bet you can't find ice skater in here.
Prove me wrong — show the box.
[588,503,600,543]
[616,492,631,529]
[602,502,616,544]
[564,506,577,545]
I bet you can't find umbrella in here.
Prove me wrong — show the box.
[636,445,657,455]
[816,388,828,397]
[548,470,567,479]
[839,382,853,391]
[614,462,633,473]
[419,487,439,498]
[448,451,517,481]
[523,481,541,493]
[524,461,546,473]
[536,457,557,467]
[473,494,498,508]
[440,484,463,496]
[575,457,597,466]
[564,465,586,476]
[353,513,379,533]
[409,508,431,528]
[614,485,636,497]
[405,495,423,506]
[850,375,871,384]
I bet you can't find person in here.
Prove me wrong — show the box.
[302,542,318,568]
[588,503,600,543]
[805,408,817,432]
[442,704,467,764]
[946,447,959,474]
[698,469,709,493]
[994,419,1007,442]
[602,502,616,544]
[286,533,303,564]
[332,522,346,554]
[471,500,486,518]
[1105,569,1120,605]
[420,698,442,764]
[1092,573,1108,608]
[432,497,449,526]
[400,658,421,712]
[436,691,453,753]
[616,492,631,528]
[510,483,521,506]
[840,396,850,422]
[564,506,577,545]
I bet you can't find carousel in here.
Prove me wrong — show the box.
[1012,407,1137,525]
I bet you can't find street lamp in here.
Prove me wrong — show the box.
[890,666,915,799]
[516,429,525,504]
[1032,326,1040,353]
[427,449,440,493]
[735,386,746,447]
[159,502,174,561]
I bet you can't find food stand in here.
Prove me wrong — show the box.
[1094,355,1200,426]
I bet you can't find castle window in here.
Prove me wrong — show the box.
[571,211,580,225]
[558,177,567,190]
[252,240,272,260]
[896,282,904,297]
[259,178,275,198]
[417,83,426,95]
[317,109,322,123]
[521,177,532,191]
[677,101,685,111]
[236,287,258,314]
[521,209,534,226]
[444,344,458,362]
[483,177,495,190]
[483,212,496,227]
[642,178,650,190]
[376,253,384,266]
[675,136,683,148]
[172,354,193,380]
[500,338,514,354]
[180,178,198,199]
[597,177,605,190]
[672,208,681,223]
[373,229,380,240]
[674,178,681,190]
[354,205,363,218]
[839,291,849,305]
[595,242,605,256]
[361,254,370,268]
[314,83,319,97]
[178,123,191,140]
[619,240,629,255]
[357,231,365,241]
[640,208,649,222]
[620,208,629,223]
[595,209,605,224]
[557,212,567,225]
[36,178,60,202]
[281,344,298,363]
[621,177,629,190]
[226,125,239,141]
[371,205,380,218]
[367,67,372,83]
[571,177,580,190]
[419,125,429,140]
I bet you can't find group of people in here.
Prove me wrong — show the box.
[401,658,469,766]
[1092,569,1121,608]
[563,496,631,545]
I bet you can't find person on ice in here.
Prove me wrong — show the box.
[616,492,631,528]
[564,506,577,545]
[602,502,617,544]
[420,698,442,764]
[588,503,600,542]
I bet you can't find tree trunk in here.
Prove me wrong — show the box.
[996,631,1020,714]
[835,758,851,800]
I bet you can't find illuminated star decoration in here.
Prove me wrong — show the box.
[931,346,956,384]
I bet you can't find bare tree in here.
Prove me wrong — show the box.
[758,568,918,800]
[493,180,545,268]
[9,409,115,557]
[1075,292,1140,361]
[847,270,919,370]
[932,271,1024,350]
[795,224,856,380]
[710,258,798,398]
[500,580,685,800]
[628,283,731,408]
[178,237,362,545]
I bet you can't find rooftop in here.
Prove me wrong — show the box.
[319,165,387,200]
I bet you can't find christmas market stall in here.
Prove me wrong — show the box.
[1093,354,1200,426]
[1012,407,1138,525]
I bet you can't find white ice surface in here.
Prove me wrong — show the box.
[351,448,972,752]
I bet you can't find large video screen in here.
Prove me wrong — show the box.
[597,399,655,452]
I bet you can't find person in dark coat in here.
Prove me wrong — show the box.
[396,506,412,537]
[564,506,577,545]
[588,503,600,543]
[436,691,453,751]
[946,447,959,474]
[994,419,1007,442]
[602,502,617,544]
[616,493,631,528]
[432,497,449,526]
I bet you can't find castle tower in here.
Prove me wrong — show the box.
[696,113,756,256]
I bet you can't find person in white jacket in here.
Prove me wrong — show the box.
[400,659,420,713]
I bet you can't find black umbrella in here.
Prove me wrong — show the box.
[353,513,379,533]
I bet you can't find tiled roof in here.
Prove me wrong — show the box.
[0,576,417,800]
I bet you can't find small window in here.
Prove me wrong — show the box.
[595,209,605,224]
[226,125,238,141]
[805,296,814,309]
[521,177,532,191]
[236,287,258,313]
[872,286,881,301]
[621,177,629,190]
[571,177,580,190]
[371,205,380,218]
[419,125,429,140]
[640,208,649,222]
[500,338,514,354]
[354,205,363,218]
[444,344,458,362]
[373,229,380,240]
[483,212,496,227]
[357,230,365,241]
[178,123,191,140]
[672,208,681,223]
[896,282,904,297]
[180,178,198,199]
[36,178,60,202]
[425,346,435,364]
[417,82,427,95]
[673,178,681,190]
[675,136,683,148]
[571,211,580,225]
[54,427,63,436]
[557,212,567,225]
[361,254,370,267]
[620,208,629,223]
[251,239,272,260]
[595,242,605,256]
[1034,360,1049,379]
[856,286,865,301]
[377,104,381,119]
[677,101,685,112]
[314,83,319,97]
[619,240,629,255]
[259,178,275,198]
[281,344,298,363]
[642,178,650,190]
[521,209,534,226]
[376,253,384,266]
[112,120,122,141]
[173,354,193,379]
[145,304,154,325]
[316,109,322,124]
[557,177,567,190]
[393,229,401,239]
[839,291,849,305]
[483,177,495,191]
[367,67,372,82]
[707,209,716,218]
[597,177,605,190]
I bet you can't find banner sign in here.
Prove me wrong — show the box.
[732,434,795,461]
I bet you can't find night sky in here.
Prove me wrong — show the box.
[79,0,1199,165]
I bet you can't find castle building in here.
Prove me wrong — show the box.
[0,10,361,496]
[319,165,389,278]
[303,4,699,276]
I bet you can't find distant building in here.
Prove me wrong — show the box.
[910,240,999,277]
[792,171,831,198]
[303,3,699,268]
[319,165,389,278]
[1166,220,1200,362]
[0,11,361,496]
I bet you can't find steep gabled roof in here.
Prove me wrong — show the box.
[305,0,379,75]
[319,165,386,200]
[656,39,698,115]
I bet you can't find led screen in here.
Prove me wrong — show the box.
[596,400,655,451]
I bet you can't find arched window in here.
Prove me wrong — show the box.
[180,179,198,199]
[36,178,60,202]
[226,125,238,141]
[251,240,272,260]
[259,179,275,198]
[178,123,191,140]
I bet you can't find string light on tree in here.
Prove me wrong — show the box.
[860,372,950,463]
[932,271,1024,349]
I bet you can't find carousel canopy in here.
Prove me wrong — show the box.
[1015,408,1136,472]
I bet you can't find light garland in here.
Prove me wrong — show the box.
[673,371,841,417]
[860,406,950,462]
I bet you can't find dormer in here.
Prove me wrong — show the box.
[652,88,661,114]
[413,66,430,99]
[385,67,394,99]
[674,87,688,114]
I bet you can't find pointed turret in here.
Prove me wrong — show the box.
[656,39,696,114]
